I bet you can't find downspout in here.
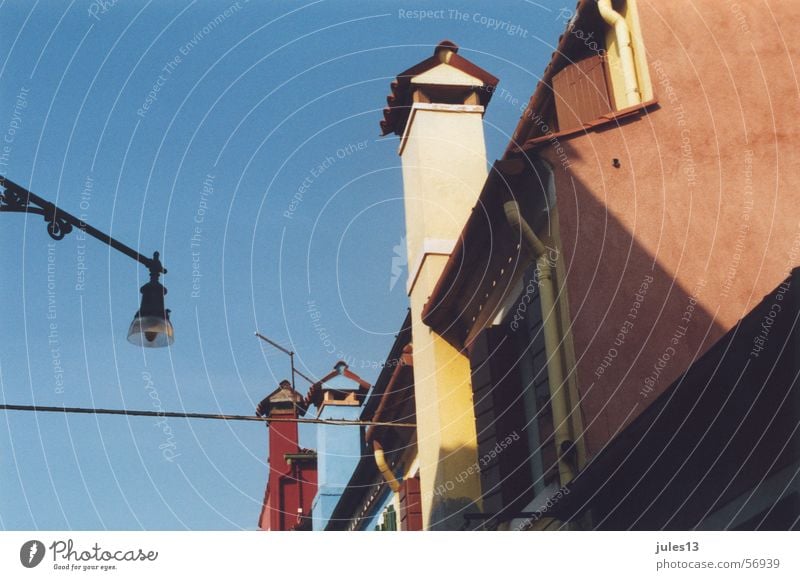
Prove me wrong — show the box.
[366,344,411,494]
[373,440,401,492]
[597,0,641,107]
[503,201,575,486]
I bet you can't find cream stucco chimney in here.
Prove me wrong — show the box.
[381,40,498,529]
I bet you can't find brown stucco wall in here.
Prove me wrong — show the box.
[535,0,800,456]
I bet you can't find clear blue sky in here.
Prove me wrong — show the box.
[0,0,565,530]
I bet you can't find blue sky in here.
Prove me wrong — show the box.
[0,0,566,530]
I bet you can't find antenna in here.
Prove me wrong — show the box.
[254,332,316,390]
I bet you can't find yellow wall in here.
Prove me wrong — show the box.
[400,101,488,529]
[400,104,489,267]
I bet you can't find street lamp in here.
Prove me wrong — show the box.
[0,176,174,348]
[127,251,173,348]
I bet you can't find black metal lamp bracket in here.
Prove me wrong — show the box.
[1,176,166,274]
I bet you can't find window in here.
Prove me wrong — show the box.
[511,264,560,493]
[375,504,398,531]
[468,262,560,521]
[525,0,653,140]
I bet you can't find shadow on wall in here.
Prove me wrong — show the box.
[434,134,731,525]
[543,124,730,458]
[516,104,800,527]
[416,134,731,528]
[544,269,800,530]
[419,70,798,527]
[423,446,486,531]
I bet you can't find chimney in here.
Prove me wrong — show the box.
[256,380,317,531]
[307,362,370,530]
[381,41,498,529]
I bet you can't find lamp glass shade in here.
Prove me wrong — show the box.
[127,315,174,348]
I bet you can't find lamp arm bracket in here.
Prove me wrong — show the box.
[0,175,166,274]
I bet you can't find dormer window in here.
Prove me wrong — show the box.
[513,0,654,146]
[553,0,653,133]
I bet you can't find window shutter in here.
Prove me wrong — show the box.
[552,54,614,133]
[469,326,534,518]
[399,475,423,530]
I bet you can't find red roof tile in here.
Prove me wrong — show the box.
[380,40,499,136]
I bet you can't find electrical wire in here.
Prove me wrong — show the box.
[0,404,415,428]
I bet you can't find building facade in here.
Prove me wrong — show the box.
[378,0,800,530]
[256,381,317,531]
[325,313,421,531]
[264,0,800,531]
[306,362,371,530]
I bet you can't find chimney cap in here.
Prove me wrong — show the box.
[380,39,499,137]
[255,381,307,417]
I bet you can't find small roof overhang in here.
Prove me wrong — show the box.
[421,156,552,349]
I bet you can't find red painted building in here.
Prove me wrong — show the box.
[256,381,317,531]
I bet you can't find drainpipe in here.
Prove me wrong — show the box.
[597,0,641,107]
[373,440,401,492]
[366,345,411,494]
[503,201,575,486]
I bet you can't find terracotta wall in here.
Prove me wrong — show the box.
[536,0,800,456]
